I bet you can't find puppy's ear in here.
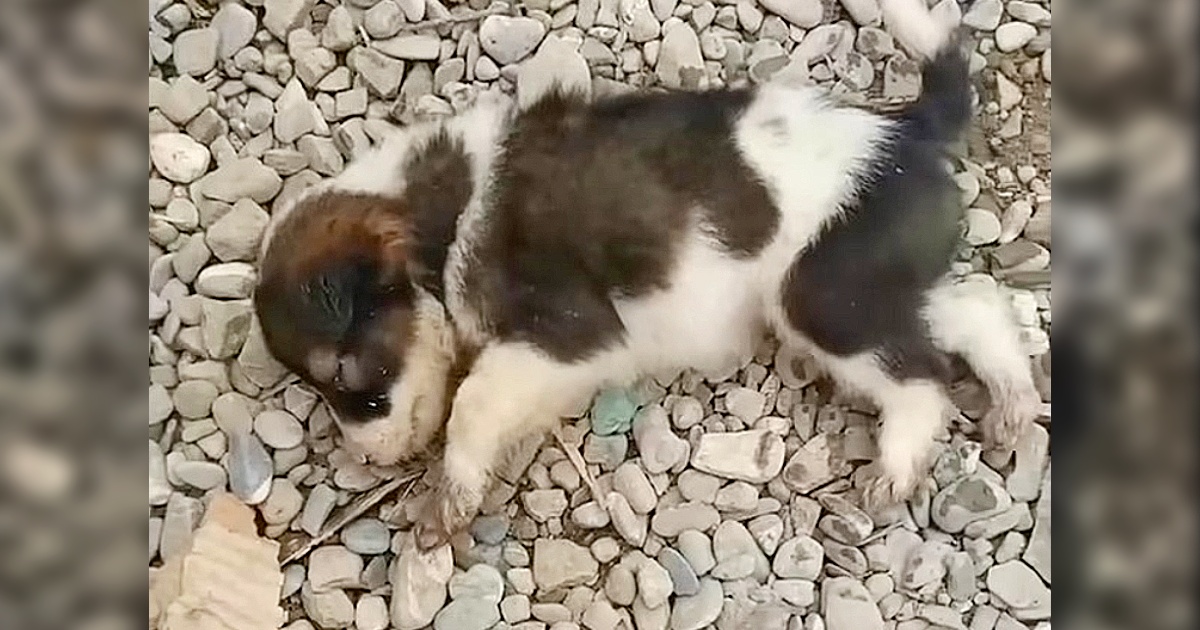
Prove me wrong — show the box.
[300,260,415,342]
[258,192,419,346]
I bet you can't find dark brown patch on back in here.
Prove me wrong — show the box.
[463,88,779,363]
[404,131,474,300]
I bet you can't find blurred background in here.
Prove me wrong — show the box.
[0,0,1194,627]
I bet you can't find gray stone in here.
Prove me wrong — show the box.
[450,563,505,603]
[605,563,637,606]
[651,502,720,538]
[260,478,304,524]
[197,158,282,204]
[1006,423,1049,502]
[533,538,599,591]
[781,434,838,493]
[772,536,823,580]
[638,558,674,608]
[321,6,357,51]
[341,518,391,555]
[776,578,816,608]
[212,3,257,59]
[352,47,406,98]
[264,0,316,39]
[517,36,591,109]
[501,594,532,623]
[986,561,1050,620]
[392,532,454,629]
[691,429,785,483]
[676,529,715,576]
[160,75,209,124]
[174,460,227,490]
[822,577,883,630]
[613,461,657,514]
[760,0,822,27]
[173,380,218,419]
[932,474,1013,533]
[583,433,628,471]
[656,22,705,89]
[712,520,769,582]
[748,514,784,556]
[965,208,1002,246]
[658,547,700,596]
[995,22,1037,52]
[195,262,256,299]
[160,492,203,561]
[678,470,721,503]
[479,16,547,64]
[632,405,688,474]
[150,383,174,425]
[1023,466,1051,583]
[227,429,273,504]
[963,0,1002,30]
[365,1,405,39]
[356,595,389,630]
[883,54,921,99]
[670,578,723,630]
[174,28,219,76]
[301,583,355,629]
[571,501,611,529]
[582,600,621,630]
[150,132,210,183]
[715,481,758,515]
[900,540,951,590]
[309,545,363,591]
[200,298,252,359]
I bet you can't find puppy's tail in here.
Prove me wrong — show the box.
[881,0,971,142]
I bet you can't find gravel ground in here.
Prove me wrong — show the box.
[148,0,1052,628]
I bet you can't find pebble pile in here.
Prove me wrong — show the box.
[148,0,1052,628]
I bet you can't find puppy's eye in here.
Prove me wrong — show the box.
[363,393,388,414]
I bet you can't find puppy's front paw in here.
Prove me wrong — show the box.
[863,465,921,512]
[981,386,1041,451]
[414,481,479,551]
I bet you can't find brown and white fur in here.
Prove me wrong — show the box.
[255,0,1041,549]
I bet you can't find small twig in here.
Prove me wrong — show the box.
[280,468,423,565]
[553,425,607,510]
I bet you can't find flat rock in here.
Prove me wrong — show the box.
[480,16,547,65]
[651,502,720,538]
[670,578,723,630]
[1023,466,1051,583]
[196,262,256,299]
[986,561,1051,620]
[656,22,705,89]
[197,158,282,204]
[772,535,823,580]
[150,132,210,183]
[690,429,785,483]
[212,3,257,59]
[822,577,884,630]
[308,545,364,592]
[517,35,592,109]
[391,532,454,630]
[760,0,822,27]
[781,434,838,493]
[174,28,219,76]
[931,474,1013,533]
[533,539,599,591]
[376,34,443,60]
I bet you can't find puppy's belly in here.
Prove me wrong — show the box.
[614,234,765,378]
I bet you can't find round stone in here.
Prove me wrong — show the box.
[342,518,391,555]
[254,409,305,449]
[150,133,211,183]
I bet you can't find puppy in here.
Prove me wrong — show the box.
[255,0,1042,549]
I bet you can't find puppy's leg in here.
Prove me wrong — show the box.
[414,342,615,549]
[820,351,951,507]
[923,278,1041,449]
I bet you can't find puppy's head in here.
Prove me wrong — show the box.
[255,191,457,465]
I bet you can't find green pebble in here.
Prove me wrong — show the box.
[590,388,639,436]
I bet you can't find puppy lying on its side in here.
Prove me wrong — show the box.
[255,0,1042,549]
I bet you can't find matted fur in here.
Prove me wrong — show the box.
[254,0,1042,548]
